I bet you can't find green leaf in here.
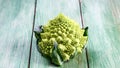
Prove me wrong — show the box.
[83,27,88,36]
[51,41,63,66]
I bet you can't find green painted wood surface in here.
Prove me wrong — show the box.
[30,0,87,68]
[0,0,34,68]
[82,0,120,68]
[1,0,120,68]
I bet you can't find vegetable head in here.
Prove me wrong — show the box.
[34,14,88,66]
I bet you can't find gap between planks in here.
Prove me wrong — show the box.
[78,0,90,68]
[28,0,37,68]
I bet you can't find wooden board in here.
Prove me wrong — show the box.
[30,0,88,68]
[0,0,35,68]
[82,0,120,68]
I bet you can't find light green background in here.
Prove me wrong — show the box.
[0,0,120,68]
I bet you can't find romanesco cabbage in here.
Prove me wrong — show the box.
[34,14,88,66]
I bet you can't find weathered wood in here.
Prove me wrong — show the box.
[30,0,88,68]
[82,0,120,68]
[0,0,35,68]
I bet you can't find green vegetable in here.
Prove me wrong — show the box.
[34,14,88,66]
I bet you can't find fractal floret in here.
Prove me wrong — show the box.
[34,14,88,66]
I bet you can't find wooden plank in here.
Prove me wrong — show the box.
[30,0,88,68]
[0,0,35,68]
[82,0,120,68]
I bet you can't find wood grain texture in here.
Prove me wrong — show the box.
[0,0,34,68]
[30,0,88,68]
[82,0,120,68]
